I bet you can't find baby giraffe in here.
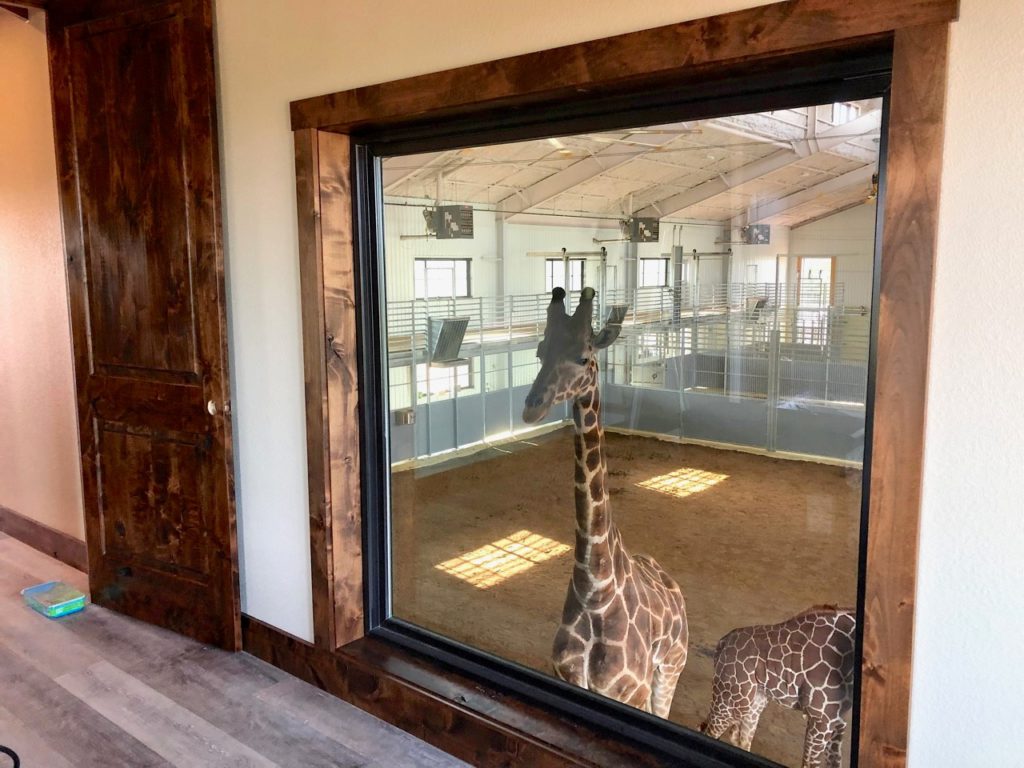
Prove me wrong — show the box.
[522,287,688,718]
[700,606,856,768]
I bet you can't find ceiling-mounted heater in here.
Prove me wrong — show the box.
[426,317,469,365]
[623,217,660,243]
[422,204,474,239]
[742,224,771,245]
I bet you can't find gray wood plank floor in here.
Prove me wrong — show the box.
[0,536,471,768]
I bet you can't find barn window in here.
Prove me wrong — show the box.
[638,257,669,287]
[545,258,585,291]
[414,258,470,298]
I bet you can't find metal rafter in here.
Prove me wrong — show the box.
[496,131,683,219]
[382,150,455,193]
[636,110,881,219]
[731,164,875,227]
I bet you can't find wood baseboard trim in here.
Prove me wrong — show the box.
[0,505,87,572]
[242,616,680,767]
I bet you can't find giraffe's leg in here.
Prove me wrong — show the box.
[801,716,837,768]
[552,627,588,689]
[650,643,688,719]
[824,719,847,768]
[701,694,740,745]
[736,693,768,751]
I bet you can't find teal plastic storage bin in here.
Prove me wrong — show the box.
[21,581,87,618]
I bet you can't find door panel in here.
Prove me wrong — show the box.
[49,0,240,649]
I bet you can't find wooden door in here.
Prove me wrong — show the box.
[48,0,240,649]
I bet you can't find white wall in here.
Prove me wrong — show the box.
[0,11,85,541]
[729,225,792,286]
[789,204,876,307]
[215,0,770,642]
[215,2,1024,762]
[909,2,1024,765]
[383,202,498,301]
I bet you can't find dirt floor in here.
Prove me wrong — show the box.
[392,428,861,767]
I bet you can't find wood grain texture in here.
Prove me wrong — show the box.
[256,677,468,768]
[290,0,959,131]
[243,616,697,768]
[0,537,462,768]
[295,127,335,649]
[296,130,363,649]
[318,131,364,648]
[0,702,77,768]
[0,505,88,571]
[47,0,240,650]
[0,643,169,767]
[289,1,956,764]
[56,661,277,768]
[859,22,950,768]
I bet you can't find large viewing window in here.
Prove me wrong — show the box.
[352,47,892,763]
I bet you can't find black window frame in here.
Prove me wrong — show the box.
[351,44,893,768]
[413,256,473,299]
[545,257,586,292]
[639,256,671,288]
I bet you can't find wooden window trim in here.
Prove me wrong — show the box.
[266,1,958,765]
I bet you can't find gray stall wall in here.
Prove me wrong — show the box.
[389,351,867,464]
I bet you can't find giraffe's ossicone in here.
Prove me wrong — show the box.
[523,287,689,718]
[701,606,856,768]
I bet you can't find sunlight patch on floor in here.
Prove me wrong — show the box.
[435,529,572,589]
[636,467,729,499]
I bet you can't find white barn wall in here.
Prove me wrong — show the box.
[383,201,498,302]
[728,225,792,286]
[788,204,876,308]
[215,2,1024,761]
[503,221,626,296]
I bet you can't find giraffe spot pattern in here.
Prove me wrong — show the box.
[531,314,688,720]
[702,607,855,768]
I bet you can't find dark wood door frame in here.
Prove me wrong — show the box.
[245,1,958,765]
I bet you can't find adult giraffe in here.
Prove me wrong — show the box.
[522,287,688,717]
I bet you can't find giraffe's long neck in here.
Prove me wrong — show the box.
[571,366,620,597]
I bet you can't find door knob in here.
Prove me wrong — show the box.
[207,399,231,416]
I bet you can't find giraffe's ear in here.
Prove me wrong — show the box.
[593,304,627,349]
[592,326,620,349]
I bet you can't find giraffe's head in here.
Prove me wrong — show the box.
[522,286,621,423]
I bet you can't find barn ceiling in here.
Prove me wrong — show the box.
[381,99,881,230]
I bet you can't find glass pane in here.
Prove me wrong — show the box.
[381,96,881,767]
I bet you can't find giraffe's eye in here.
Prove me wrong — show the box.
[576,357,588,366]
